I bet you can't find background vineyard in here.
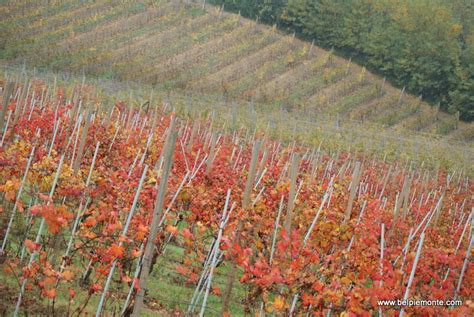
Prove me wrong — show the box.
[2,0,474,143]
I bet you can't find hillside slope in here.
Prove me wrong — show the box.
[1,0,474,142]
[0,69,472,316]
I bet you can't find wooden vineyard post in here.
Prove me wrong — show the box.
[187,120,198,151]
[205,133,217,175]
[398,86,406,105]
[310,144,321,182]
[218,3,224,19]
[344,161,362,224]
[126,91,134,129]
[221,140,261,314]
[380,77,386,96]
[155,116,176,171]
[345,57,352,75]
[131,130,178,317]
[255,147,269,187]
[67,97,82,136]
[400,175,412,221]
[13,79,29,128]
[308,39,315,56]
[378,165,393,199]
[284,153,300,234]
[242,140,262,208]
[231,102,237,133]
[72,105,93,174]
[0,81,14,134]
[359,66,366,84]
[390,175,411,237]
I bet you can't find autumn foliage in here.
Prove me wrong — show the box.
[0,78,472,316]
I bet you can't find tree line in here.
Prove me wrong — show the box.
[209,0,474,121]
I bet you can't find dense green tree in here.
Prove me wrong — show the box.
[450,0,474,120]
[365,1,461,107]
[208,0,286,25]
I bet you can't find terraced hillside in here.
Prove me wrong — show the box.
[1,0,474,141]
